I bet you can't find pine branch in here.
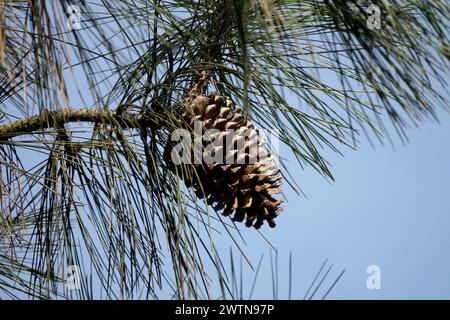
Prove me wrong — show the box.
[0,108,162,140]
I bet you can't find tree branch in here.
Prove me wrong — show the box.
[0,108,162,141]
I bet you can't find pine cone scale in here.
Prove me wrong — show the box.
[165,93,284,229]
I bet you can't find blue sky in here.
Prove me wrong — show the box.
[225,108,450,299]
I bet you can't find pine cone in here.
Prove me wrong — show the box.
[164,93,283,229]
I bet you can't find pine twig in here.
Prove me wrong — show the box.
[0,108,162,140]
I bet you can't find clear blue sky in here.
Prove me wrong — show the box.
[222,108,450,299]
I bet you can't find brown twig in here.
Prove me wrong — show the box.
[0,108,162,141]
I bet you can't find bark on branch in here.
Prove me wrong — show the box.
[0,108,162,140]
